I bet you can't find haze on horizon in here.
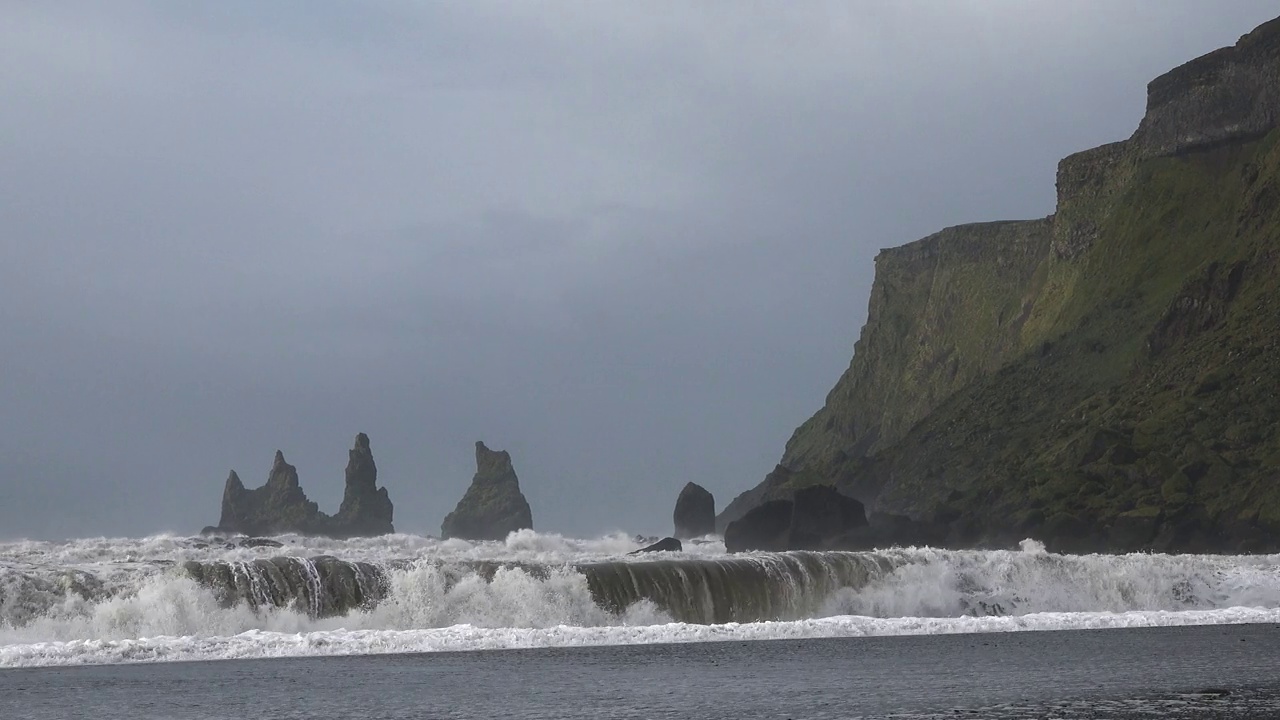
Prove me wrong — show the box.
[2,1,1276,540]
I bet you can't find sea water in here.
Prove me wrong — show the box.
[2,531,1280,717]
[4,625,1280,719]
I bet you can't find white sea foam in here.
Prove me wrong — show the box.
[2,531,1279,668]
[0,529,724,568]
[4,607,1279,668]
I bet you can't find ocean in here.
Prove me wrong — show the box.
[2,531,1280,718]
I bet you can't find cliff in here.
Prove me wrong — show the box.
[720,16,1280,553]
[207,434,395,537]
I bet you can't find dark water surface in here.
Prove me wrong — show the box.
[4,624,1280,719]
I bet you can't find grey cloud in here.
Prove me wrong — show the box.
[2,1,1278,539]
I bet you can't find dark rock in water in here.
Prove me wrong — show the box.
[630,537,682,554]
[673,482,715,539]
[215,454,325,536]
[331,433,395,538]
[440,441,534,541]
[724,499,794,552]
[830,512,949,550]
[239,537,284,549]
[788,485,867,550]
[725,485,879,552]
[1108,508,1162,551]
[206,434,396,538]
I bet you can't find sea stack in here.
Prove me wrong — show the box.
[214,451,324,536]
[672,482,716,539]
[332,433,395,537]
[440,441,534,541]
[204,434,396,538]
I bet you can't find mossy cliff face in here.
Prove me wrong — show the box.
[720,218,1053,529]
[720,16,1280,553]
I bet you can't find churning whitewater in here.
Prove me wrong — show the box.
[2,530,1279,668]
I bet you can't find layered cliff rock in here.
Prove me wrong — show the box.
[207,434,395,537]
[440,442,534,541]
[719,218,1054,529]
[720,16,1280,553]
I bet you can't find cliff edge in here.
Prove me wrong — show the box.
[720,16,1280,553]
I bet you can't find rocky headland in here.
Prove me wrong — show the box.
[719,16,1280,554]
[205,433,395,538]
[440,441,534,541]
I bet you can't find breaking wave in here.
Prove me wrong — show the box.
[2,533,1278,668]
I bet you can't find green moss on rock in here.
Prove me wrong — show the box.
[719,15,1280,554]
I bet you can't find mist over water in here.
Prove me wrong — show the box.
[2,532,1279,668]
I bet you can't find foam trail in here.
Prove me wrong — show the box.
[4,607,1279,668]
[3,532,1280,668]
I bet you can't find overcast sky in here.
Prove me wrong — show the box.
[1,1,1276,540]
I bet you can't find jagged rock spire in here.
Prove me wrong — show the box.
[440,441,533,540]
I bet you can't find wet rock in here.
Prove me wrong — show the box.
[630,537,683,554]
[830,512,947,550]
[206,435,397,538]
[725,485,874,552]
[440,442,534,541]
[788,485,868,550]
[331,433,395,537]
[724,499,794,552]
[239,537,284,549]
[214,455,325,536]
[183,556,388,617]
[1108,508,1162,551]
[673,482,715,539]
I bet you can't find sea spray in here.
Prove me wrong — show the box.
[2,531,1279,668]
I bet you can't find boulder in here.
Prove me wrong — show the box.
[724,499,794,552]
[673,482,716,539]
[725,485,879,552]
[1108,507,1162,551]
[829,511,947,550]
[440,442,534,540]
[331,433,395,537]
[787,485,868,550]
[630,537,683,554]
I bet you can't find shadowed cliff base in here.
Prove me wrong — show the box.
[720,14,1280,554]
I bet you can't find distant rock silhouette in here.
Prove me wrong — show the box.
[332,433,395,538]
[672,482,715,539]
[204,433,394,538]
[440,441,534,541]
